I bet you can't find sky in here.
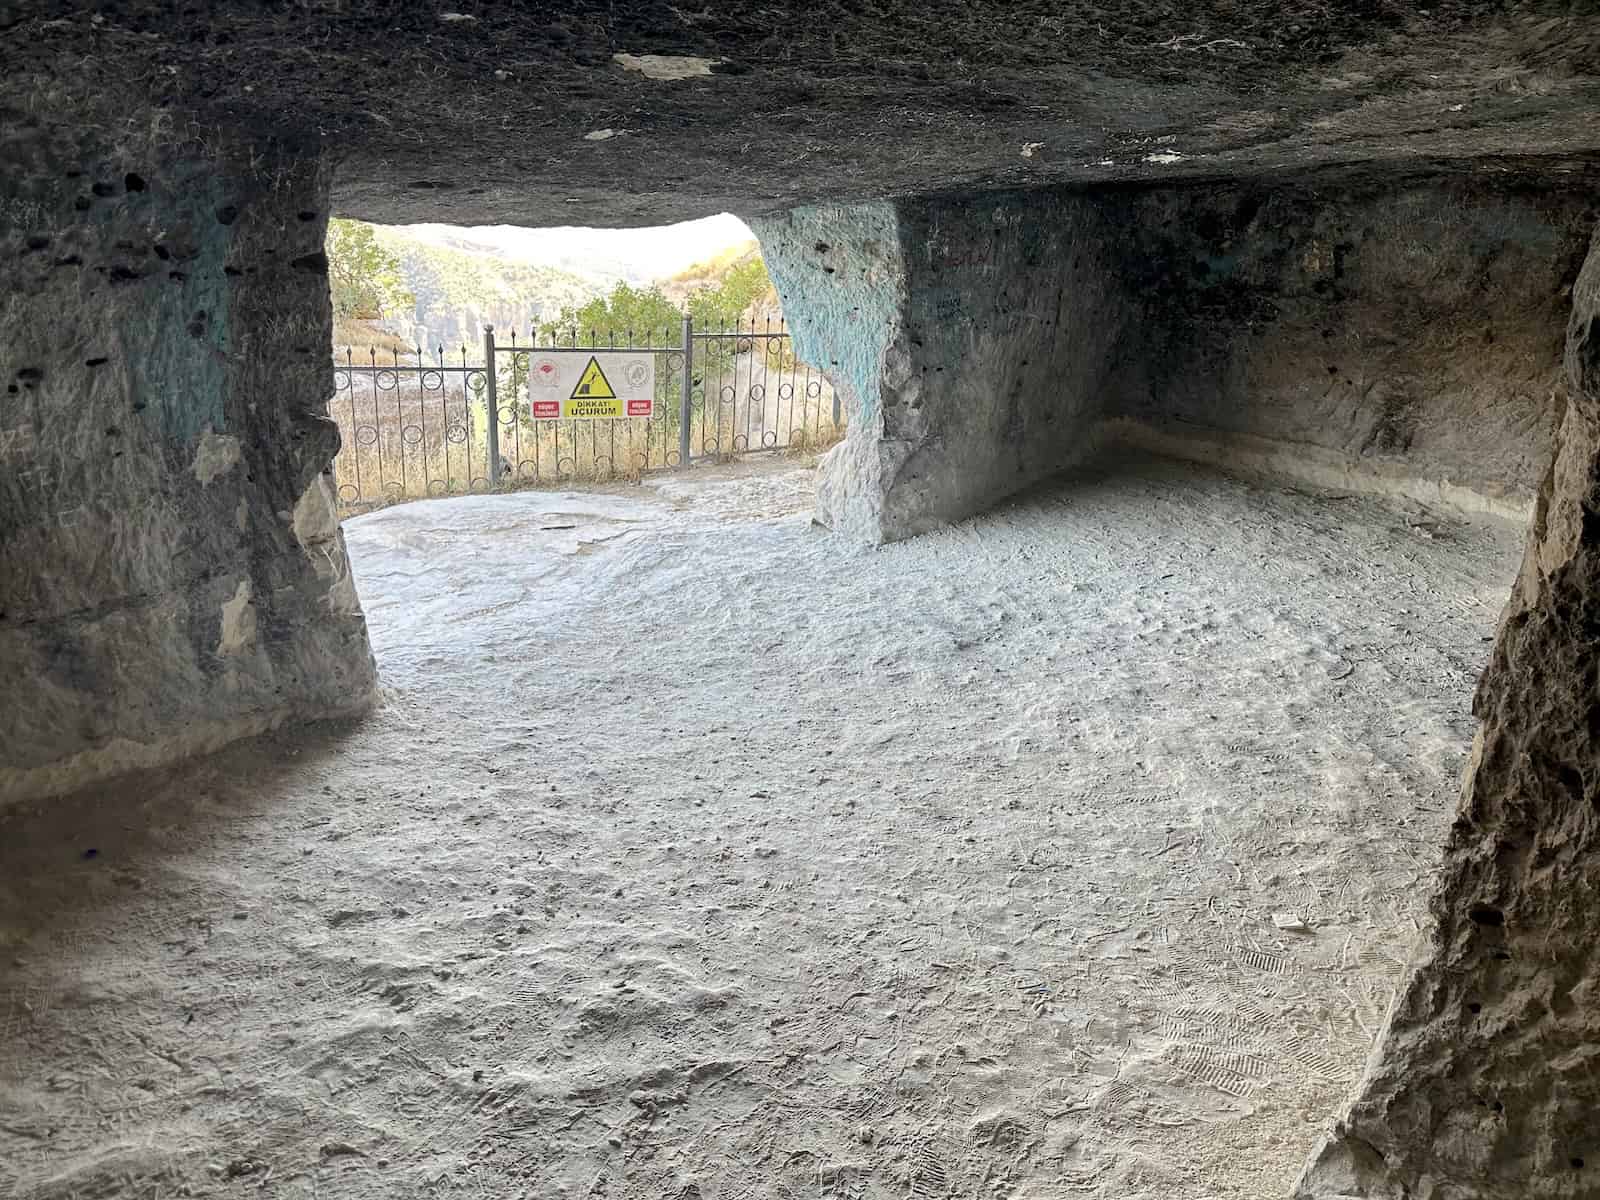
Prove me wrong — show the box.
[394,212,755,285]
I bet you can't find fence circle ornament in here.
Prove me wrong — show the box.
[733,434,750,452]
[374,369,399,391]
[778,383,795,402]
[498,405,518,426]
[806,380,823,398]
[420,369,444,390]
[382,480,404,499]
[512,352,532,373]
[516,459,538,478]
[336,482,360,503]
[427,478,449,496]
[355,424,380,447]
[333,370,351,390]
[762,430,779,448]
[465,370,488,395]
[401,424,424,446]
[719,385,737,404]
[445,423,469,445]
[748,384,766,403]
[735,337,753,354]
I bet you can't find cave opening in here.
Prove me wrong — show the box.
[4,4,1600,1195]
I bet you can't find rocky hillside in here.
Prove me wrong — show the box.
[373,228,600,352]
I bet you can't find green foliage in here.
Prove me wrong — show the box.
[540,281,682,345]
[686,256,774,329]
[539,258,779,364]
[327,218,413,321]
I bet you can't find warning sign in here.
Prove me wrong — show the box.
[572,357,616,400]
[526,353,655,420]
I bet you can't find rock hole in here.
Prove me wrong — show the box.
[24,235,50,252]
[297,210,318,221]
[1467,1002,1482,1014]
[73,196,92,211]
[107,265,145,284]
[187,311,210,338]
[53,255,82,268]
[1468,904,1505,927]
[169,271,188,283]
[90,181,117,197]
[1493,950,1511,961]
[82,848,99,860]
[1558,764,1584,801]
[224,266,243,277]
[85,357,109,367]
[215,204,239,225]
[153,244,171,260]
[290,251,329,274]
[124,172,147,192]
[16,367,43,383]
[814,242,831,254]
[822,266,835,275]
[1573,1159,1585,1170]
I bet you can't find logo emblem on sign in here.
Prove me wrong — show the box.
[623,359,651,390]
[529,357,561,389]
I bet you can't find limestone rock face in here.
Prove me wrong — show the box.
[1292,227,1600,1198]
[765,171,1593,543]
[0,116,377,804]
[8,5,1595,227]
[1108,175,1595,520]
[758,191,1137,543]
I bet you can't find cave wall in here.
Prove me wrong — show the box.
[1107,177,1595,522]
[0,115,377,805]
[756,190,1137,543]
[1293,224,1600,1199]
[763,174,1592,543]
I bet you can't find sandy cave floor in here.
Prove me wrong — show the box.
[0,454,1524,1199]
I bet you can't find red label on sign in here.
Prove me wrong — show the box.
[531,400,560,419]
[626,399,653,417]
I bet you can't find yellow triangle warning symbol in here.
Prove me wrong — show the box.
[571,356,617,400]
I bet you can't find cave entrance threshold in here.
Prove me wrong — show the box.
[0,453,1520,1197]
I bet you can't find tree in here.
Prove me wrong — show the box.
[326,219,414,321]
[540,281,682,345]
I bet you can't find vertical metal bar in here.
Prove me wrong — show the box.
[344,348,362,504]
[679,312,693,468]
[416,345,429,495]
[531,327,541,485]
[484,325,500,485]
[369,347,385,497]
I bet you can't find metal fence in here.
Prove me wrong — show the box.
[329,318,841,511]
